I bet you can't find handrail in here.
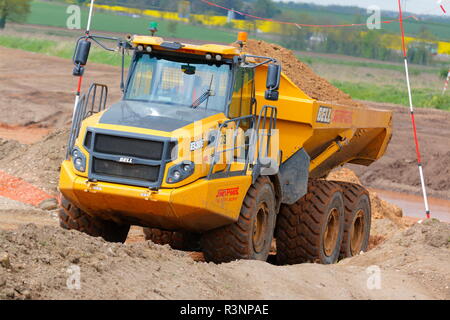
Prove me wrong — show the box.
[66,94,87,159]
[256,105,277,160]
[207,115,256,180]
[66,83,109,159]
[84,83,108,117]
[206,105,278,180]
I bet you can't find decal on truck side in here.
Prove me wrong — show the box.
[316,106,332,124]
[190,139,204,151]
[216,187,239,201]
[332,110,353,124]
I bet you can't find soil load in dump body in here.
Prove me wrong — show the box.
[239,39,364,108]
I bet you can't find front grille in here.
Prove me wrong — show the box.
[94,133,164,160]
[87,130,175,188]
[92,158,160,182]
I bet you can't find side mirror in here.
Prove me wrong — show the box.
[265,64,281,101]
[73,40,91,76]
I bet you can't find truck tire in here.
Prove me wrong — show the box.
[58,195,130,243]
[276,180,345,265]
[200,176,277,263]
[143,228,200,251]
[336,182,371,258]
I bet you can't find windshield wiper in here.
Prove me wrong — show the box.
[190,90,212,109]
[190,75,214,109]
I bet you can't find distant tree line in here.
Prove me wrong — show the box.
[277,24,435,64]
[97,0,280,18]
[0,0,32,29]
[277,23,401,62]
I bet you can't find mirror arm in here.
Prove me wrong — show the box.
[120,45,125,92]
[242,54,278,68]
[89,36,116,52]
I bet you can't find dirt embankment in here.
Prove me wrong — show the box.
[0,219,448,300]
[0,130,69,195]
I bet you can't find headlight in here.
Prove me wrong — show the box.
[166,161,194,184]
[71,148,86,172]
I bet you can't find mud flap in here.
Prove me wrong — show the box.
[279,148,310,205]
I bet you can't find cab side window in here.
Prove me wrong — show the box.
[228,67,254,119]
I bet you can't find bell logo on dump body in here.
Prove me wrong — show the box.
[317,106,332,124]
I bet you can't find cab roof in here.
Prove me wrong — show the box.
[131,35,241,58]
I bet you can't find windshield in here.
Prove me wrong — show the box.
[125,53,232,112]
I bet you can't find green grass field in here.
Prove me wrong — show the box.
[297,54,441,75]
[26,1,236,43]
[0,34,130,67]
[332,81,450,110]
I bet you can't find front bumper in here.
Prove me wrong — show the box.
[59,160,251,232]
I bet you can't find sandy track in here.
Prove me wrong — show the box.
[0,220,448,300]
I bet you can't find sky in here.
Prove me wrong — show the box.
[276,0,449,15]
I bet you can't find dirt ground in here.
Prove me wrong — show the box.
[0,46,122,128]
[0,219,448,300]
[0,46,449,300]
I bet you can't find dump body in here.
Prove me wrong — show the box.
[59,36,392,233]
[253,66,392,178]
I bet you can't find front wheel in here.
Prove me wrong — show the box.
[200,176,277,263]
[58,195,130,243]
[143,228,200,251]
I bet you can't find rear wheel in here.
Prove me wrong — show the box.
[336,182,371,258]
[276,180,345,265]
[58,195,130,243]
[143,228,200,251]
[200,176,277,263]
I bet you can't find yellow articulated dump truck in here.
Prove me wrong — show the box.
[59,31,392,264]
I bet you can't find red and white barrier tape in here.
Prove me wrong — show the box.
[199,0,417,28]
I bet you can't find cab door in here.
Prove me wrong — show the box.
[213,67,255,174]
[228,67,255,122]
